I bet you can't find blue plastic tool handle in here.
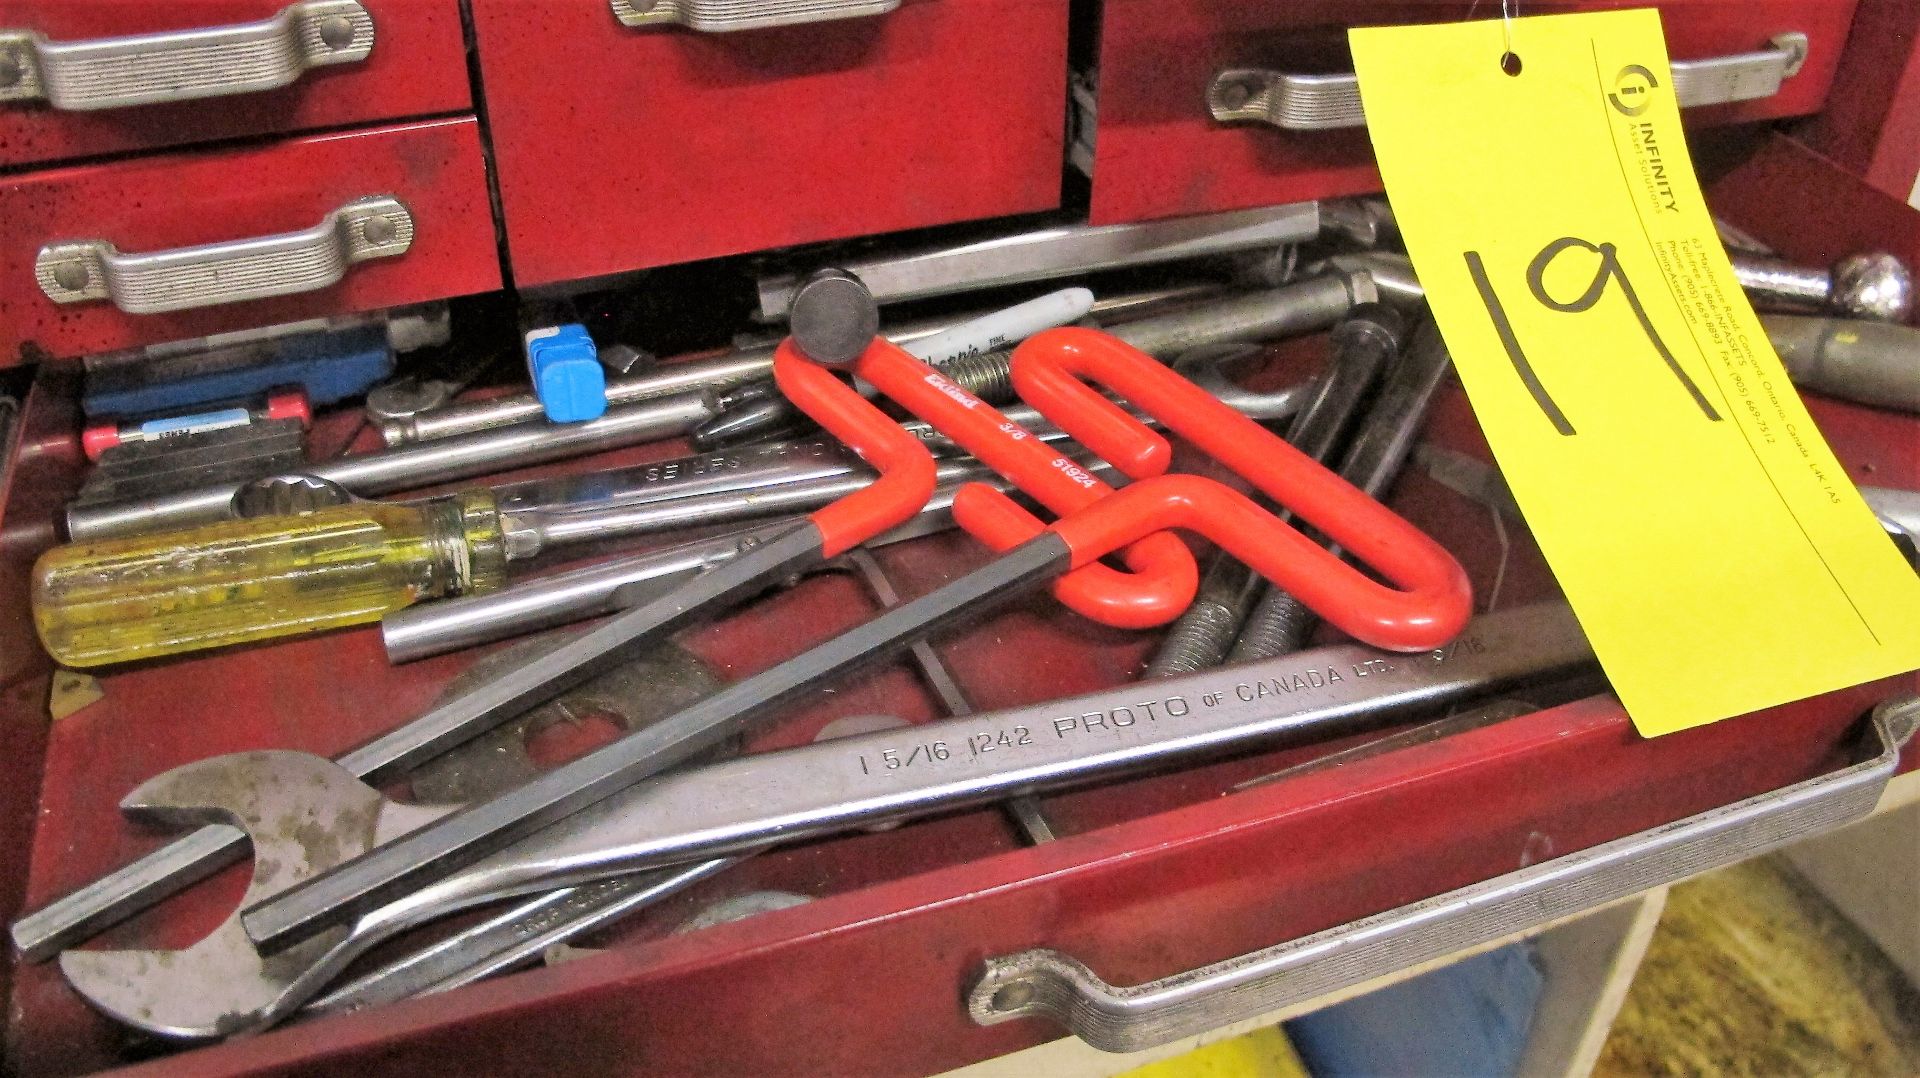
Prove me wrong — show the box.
[525,324,609,424]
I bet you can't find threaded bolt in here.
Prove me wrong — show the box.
[1143,600,1241,678]
[938,348,1015,404]
[1227,591,1319,663]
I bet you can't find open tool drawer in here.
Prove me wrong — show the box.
[0,124,1917,1078]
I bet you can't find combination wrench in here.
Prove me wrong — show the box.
[61,601,1591,1038]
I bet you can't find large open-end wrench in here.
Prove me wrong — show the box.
[62,601,1591,1038]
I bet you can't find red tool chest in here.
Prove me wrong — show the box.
[1082,0,1861,224]
[470,0,1071,286]
[0,1,1916,1074]
[0,118,501,362]
[0,0,471,168]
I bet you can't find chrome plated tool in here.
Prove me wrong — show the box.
[65,602,1579,1037]
[702,271,1376,447]
[65,395,721,542]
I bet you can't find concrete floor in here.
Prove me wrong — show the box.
[1594,856,1920,1077]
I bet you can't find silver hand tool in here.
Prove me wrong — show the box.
[1415,443,1920,572]
[1320,197,1911,323]
[1732,250,1914,323]
[1306,250,1918,413]
[314,547,1051,1017]
[66,394,724,542]
[755,203,1325,318]
[229,473,356,517]
[63,602,1592,1037]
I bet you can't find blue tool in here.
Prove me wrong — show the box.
[524,324,608,423]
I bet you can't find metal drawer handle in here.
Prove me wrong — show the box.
[0,1,374,112]
[1210,31,1809,131]
[610,0,902,33]
[36,196,413,315]
[969,693,1917,1053]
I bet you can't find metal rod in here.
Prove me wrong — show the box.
[1230,317,1455,662]
[385,284,1231,449]
[65,393,722,542]
[1144,306,1402,677]
[381,352,773,446]
[305,859,743,1016]
[241,535,1074,954]
[10,522,827,963]
[756,203,1322,316]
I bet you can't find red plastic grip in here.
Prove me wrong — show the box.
[961,327,1473,652]
[772,339,939,558]
[850,337,1199,628]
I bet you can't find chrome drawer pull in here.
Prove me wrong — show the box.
[610,0,902,33]
[1210,32,1809,131]
[969,693,1916,1054]
[36,196,413,315]
[0,1,374,112]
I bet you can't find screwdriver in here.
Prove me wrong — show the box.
[31,434,1059,669]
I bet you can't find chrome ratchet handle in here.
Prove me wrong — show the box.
[1210,32,1809,130]
[610,0,902,33]
[966,693,1919,1053]
[0,2,374,112]
[36,196,413,314]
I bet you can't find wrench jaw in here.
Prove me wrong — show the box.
[57,751,417,1040]
[60,919,351,1041]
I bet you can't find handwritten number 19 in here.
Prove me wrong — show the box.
[1464,237,1721,435]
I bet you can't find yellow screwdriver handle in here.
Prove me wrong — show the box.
[32,490,509,668]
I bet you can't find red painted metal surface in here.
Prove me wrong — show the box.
[1709,129,1920,299]
[2,329,1913,1073]
[470,0,1069,287]
[0,1,471,169]
[0,48,1916,1078]
[0,117,503,364]
[107,689,1901,1078]
[1087,0,1861,225]
[1797,0,1920,203]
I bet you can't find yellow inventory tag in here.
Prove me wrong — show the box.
[1349,10,1920,735]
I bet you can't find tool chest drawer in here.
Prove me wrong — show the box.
[1083,0,1861,225]
[0,116,502,364]
[0,23,1917,1078]
[0,0,470,169]
[470,0,1070,287]
[0,335,1912,1074]
[4,123,1919,1067]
